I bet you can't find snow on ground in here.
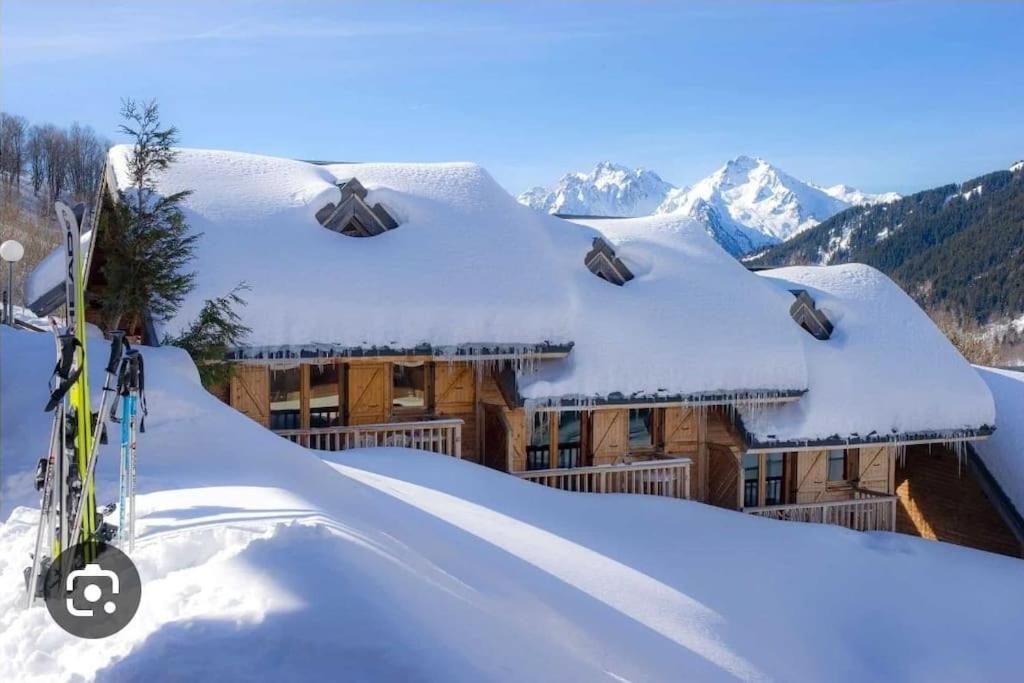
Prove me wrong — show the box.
[974,367,1024,516]
[739,265,995,445]
[2,328,1023,682]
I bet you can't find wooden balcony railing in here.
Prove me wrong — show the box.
[275,418,463,458]
[515,457,692,499]
[744,490,897,532]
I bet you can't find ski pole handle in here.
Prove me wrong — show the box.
[107,331,126,374]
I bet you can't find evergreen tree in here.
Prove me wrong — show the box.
[99,99,199,332]
[166,284,251,387]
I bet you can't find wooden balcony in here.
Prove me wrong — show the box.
[276,418,463,458]
[744,490,897,532]
[515,457,692,499]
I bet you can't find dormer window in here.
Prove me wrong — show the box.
[585,237,634,286]
[789,289,833,340]
[315,177,399,237]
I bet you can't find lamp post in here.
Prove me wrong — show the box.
[0,240,25,326]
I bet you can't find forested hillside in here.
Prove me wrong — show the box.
[752,165,1024,359]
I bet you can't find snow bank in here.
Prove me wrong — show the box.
[2,328,1024,681]
[101,146,808,400]
[738,264,995,445]
[974,367,1024,515]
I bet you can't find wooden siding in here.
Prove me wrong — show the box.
[229,365,270,427]
[347,363,390,425]
[591,409,628,466]
[896,445,1022,558]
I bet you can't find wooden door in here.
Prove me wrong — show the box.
[230,365,270,427]
[794,450,827,503]
[347,363,390,425]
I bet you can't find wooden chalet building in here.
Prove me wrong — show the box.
[26,146,1021,557]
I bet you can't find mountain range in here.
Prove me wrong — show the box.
[519,156,899,255]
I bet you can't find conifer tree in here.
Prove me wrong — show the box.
[99,99,199,333]
[166,284,252,387]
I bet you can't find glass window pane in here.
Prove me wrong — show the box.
[530,412,550,447]
[827,449,846,481]
[628,408,653,449]
[742,453,759,507]
[270,366,301,430]
[764,454,784,505]
[766,453,784,478]
[392,362,426,410]
[558,411,583,468]
[309,364,340,427]
[527,412,551,470]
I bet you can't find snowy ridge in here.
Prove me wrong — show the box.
[814,183,901,206]
[2,328,1024,681]
[518,161,677,217]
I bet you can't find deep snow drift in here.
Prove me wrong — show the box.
[1,327,1023,682]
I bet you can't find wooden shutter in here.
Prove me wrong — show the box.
[858,446,890,493]
[795,450,827,503]
[663,407,697,453]
[347,363,390,425]
[229,365,270,427]
[591,409,627,465]
[707,445,740,509]
[435,363,475,411]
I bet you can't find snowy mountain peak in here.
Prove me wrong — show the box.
[518,162,678,217]
[520,157,898,254]
[1011,160,1024,173]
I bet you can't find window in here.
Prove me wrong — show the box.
[309,364,341,427]
[269,366,301,430]
[628,408,654,450]
[743,453,759,508]
[557,411,583,468]
[827,449,846,482]
[527,412,551,470]
[764,453,784,505]
[392,362,427,412]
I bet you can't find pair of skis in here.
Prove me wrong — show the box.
[25,201,146,605]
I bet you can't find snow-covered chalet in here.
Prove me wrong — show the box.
[27,146,1022,556]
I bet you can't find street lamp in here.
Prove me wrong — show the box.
[0,239,25,326]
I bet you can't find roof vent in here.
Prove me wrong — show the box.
[789,289,833,340]
[584,237,634,286]
[315,177,399,237]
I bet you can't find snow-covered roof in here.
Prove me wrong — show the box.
[97,146,809,401]
[973,367,1024,517]
[516,213,808,402]
[738,264,995,447]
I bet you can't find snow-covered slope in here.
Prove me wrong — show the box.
[2,327,1023,682]
[518,161,677,217]
[657,156,857,246]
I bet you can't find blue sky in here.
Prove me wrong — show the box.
[2,1,1022,194]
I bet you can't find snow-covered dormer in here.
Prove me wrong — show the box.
[584,237,634,286]
[788,289,833,340]
[314,177,399,237]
